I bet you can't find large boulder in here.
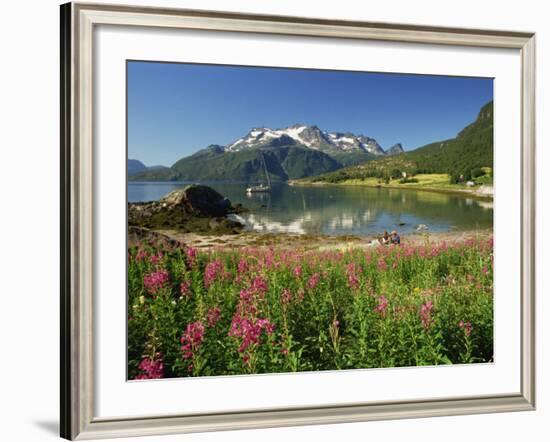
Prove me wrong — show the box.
[128,185,244,234]
[161,185,231,217]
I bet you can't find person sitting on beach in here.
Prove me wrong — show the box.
[380,230,390,245]
[390,230,401,245]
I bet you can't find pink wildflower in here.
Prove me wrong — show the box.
[135,249,148,262]
[307,273,320,290]
[281,288,292,305]
[419,300,434,329]
[149,251,163,265]
[459,320,473,337]
[251,276,268,296]
[229,315,274,356]
[207,306,222,327]
[143,270,169,295]
[180,280,191,297]
[134,353,164,380]
[377,258,388,271]
[204,259,224,288]
[186,247,198,265]
[404,246,415,257]
[237,259,248,274]
[180,321,205,360]
[293,265,302,278]
[346,263,361,290]
[374,296,389,317]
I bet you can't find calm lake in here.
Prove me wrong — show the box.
[128,182,493,236]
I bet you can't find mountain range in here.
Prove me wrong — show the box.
[129,124,404,182]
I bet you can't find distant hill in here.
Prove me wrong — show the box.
[130,124,402,182]
[386,143,405,156]
[128,159,148,176]
[303,101,493,184]
[128,159,169,178]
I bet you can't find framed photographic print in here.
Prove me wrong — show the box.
[60,2,536,440]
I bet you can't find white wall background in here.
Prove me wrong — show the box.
[0,0,546,441]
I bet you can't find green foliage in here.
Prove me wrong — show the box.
[471,167,485,178]
[306,101,493,184]
[128,237,494,379]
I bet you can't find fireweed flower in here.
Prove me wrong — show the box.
[459,320,473,337]
[293,265,302,278]
[237,259,249,274]
[135,249,148,262]
[281,288,292,305]
[207,306,222,327]
[374,296,389,317]
[307,273,320,290]
[346,263,361,290]
[134,353,164,380]
[204,259,225,288]
[228,315,275,356]
[419,300,434,329]
[180,280,191,297]
[181,321,205,360]
[149,251,163,265]
[377,258,388,271]
[143,270,169,295]
[251,276,268,296]
[185,247,198,265]
[404,246,415,257]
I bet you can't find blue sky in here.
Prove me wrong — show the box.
[128,61,493,167]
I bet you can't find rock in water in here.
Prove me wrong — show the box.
[172,185,231,217]
[128,184,244,234]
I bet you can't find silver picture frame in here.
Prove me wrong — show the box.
[60,2,536,440]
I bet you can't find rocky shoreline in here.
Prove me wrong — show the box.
[128,184,247,235]
[142,228,493,251]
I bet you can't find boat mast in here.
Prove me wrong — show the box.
[260,150,271,187]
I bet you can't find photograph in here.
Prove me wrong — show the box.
[126,61,494,380]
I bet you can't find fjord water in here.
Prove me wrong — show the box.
[128,182,493,235]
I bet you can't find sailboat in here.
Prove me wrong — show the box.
[246,150,271,193]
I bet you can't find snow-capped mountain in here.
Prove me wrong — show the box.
[130,124,403,182]
[225,124,395,157]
